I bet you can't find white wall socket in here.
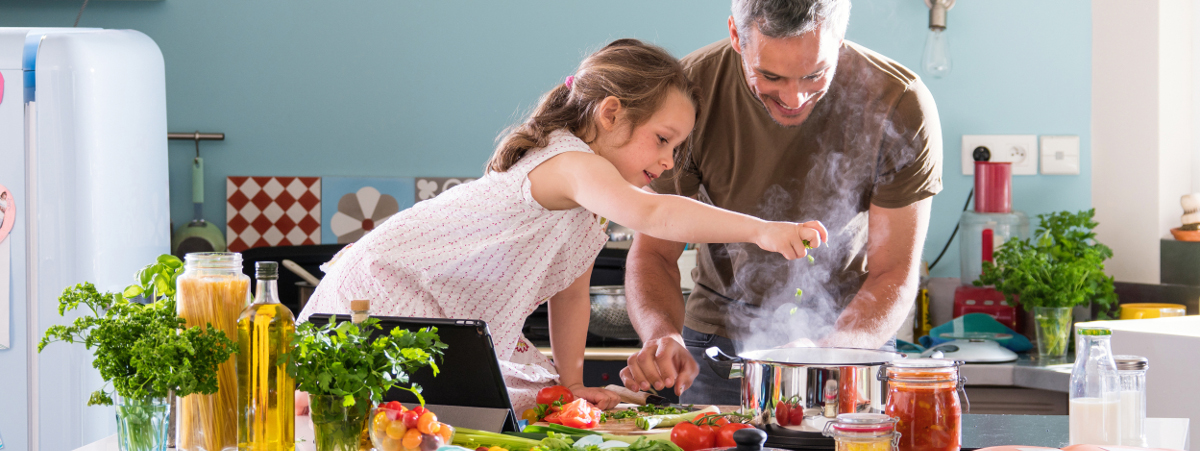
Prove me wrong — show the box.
[961,135,1039,175]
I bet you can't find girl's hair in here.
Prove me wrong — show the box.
[487,38,700,173]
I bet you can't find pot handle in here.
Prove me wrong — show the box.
[703,347,745,379]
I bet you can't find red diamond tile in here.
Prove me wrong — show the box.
[227,214,250,234]
[274,215,296,235]
[228,176,248,186]
[301,237,316,245]
[250,190,274,210]
[298,215,320,234]
[227,190,250,210]
[250,214,274,233]
[274,190,296,210]
[251,176,273,187]
[251,237,270,249]
[228,237,249,252]
[300,177,319,188]
[297,192,320,211]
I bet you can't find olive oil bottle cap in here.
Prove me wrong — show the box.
[350,299,370,312]
[255,261,278,280]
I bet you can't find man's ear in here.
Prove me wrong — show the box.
[728,16,742,54]
[597,96,623,131]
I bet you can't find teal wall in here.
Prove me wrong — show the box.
[1,1,1090,447]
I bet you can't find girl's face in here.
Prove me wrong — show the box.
[595,89,696,187]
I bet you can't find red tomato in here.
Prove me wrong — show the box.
[536,385,575,406]
[557,398,602,429]
[544,411,563,424]
[670,422,715,451]
[788,402,804,426]
[411,405,428,416]
[716,423,754,448]
[402,410,420,429]
[775,402,790,426]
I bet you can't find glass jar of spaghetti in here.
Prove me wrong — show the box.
[822,413,899,451]
[880,359,966,451]
[175,252,250,451]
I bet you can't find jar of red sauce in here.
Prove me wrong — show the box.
[880,359,967,451]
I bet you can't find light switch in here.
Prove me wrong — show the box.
[1040,135,1080,175]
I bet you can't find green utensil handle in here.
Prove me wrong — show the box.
[192,157,204,204]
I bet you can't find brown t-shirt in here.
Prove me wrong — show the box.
[649,39,942,340]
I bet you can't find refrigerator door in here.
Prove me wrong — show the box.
[0,28,169,451]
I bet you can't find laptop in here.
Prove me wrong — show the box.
[305,314,519,432]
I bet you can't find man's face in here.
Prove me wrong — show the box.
[729,18,841,128]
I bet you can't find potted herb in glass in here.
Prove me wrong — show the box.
[976,209,1118,360]
[288,315,446,451]
[39,255,236,451]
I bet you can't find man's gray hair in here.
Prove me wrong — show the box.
[732,0,851,45]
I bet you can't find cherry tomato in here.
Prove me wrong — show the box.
[716,423,754,448]
[476,447,488,451]
[411,405,428,416]
[417,412,439,434]
[788,401,804,426]
[775,402,790,426]
[436,423,454,443]
[557,398,602,429]
[386,420,407,440]
[402,410,420,429]
[536,385,575,405]
[544,411,563,424]
[401,428,423,450]
[521,408,540,423]
[670,422,714,451]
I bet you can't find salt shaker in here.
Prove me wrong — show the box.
[1115,355,1149,447]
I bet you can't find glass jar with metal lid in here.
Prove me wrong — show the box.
[878,359,966,451]
[822,413,899,451]
[1114,355,1149,447]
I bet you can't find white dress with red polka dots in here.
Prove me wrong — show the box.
[298,129,609,413]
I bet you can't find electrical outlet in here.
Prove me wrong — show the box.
[961,135,1038,175]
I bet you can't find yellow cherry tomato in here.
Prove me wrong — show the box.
[402,428,422,450]
[436,423,454,443]
[521,408,540,423]
[386,419,407,440]
[373,411,390,438]
[417,411,438,435]
[488,447,506,451]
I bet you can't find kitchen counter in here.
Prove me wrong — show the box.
[543,347,1074,392]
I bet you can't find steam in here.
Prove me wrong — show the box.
[720,56,924,353]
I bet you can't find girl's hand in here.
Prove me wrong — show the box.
[567,384,622,411]
[755,220,829,260]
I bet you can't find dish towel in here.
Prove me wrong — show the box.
[918,313,1033,352]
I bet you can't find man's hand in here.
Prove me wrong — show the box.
[620,335,699,396]
[566,384,621,411]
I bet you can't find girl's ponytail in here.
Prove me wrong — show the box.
[487,39,698,173]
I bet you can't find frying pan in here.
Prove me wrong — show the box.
[172,157,226,256]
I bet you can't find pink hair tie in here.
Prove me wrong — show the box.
[565,75,575,89]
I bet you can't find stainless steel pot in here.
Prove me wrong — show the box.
[705,346,900,436]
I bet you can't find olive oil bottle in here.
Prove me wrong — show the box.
[237,262,296,450]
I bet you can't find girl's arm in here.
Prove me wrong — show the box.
[548,265,621,410]
[529,152,827,259]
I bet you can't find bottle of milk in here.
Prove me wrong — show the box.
[1069,327,1121,445]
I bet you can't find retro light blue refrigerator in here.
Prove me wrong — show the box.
[0,28,169,450]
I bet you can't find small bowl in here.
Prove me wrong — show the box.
[1170,227,1200,241]
[1119,303,1187,319]
[369,406,454,451]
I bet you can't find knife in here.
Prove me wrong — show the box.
[604,384,670,406]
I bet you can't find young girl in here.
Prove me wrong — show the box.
[297,39,827,413]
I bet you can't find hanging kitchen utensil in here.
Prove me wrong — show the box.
[172,137,226,256]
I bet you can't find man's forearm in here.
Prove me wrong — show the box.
[823,269,916,348]
[626,236,688,342]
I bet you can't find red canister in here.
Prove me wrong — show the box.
[974,162,1012,213]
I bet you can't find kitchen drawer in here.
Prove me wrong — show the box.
[962,386,1067,415]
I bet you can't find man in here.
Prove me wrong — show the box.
[620,0,942,404]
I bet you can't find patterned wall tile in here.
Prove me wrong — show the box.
[415,177,478,202]
[321,177,414,244]
[226,176,321,252]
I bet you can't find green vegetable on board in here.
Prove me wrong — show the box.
[635,405,721,430]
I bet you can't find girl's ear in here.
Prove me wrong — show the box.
[596,96,623,132]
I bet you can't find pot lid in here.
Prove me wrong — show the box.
[738,347,900,366]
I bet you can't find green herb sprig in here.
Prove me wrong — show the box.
[38,254,236,406]
[286,315,446,408]
[975,209,1118,316]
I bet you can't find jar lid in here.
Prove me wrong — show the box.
[888,358,957,368]
[1114,355,1149,371]
[1077,327,1112,336]
[828,413,896,433]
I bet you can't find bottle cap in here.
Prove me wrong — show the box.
[1114,355,1149,371]
[350,299,370,312]
[255,261,278,279]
